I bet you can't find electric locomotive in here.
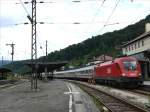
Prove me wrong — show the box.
[94,56,143,86]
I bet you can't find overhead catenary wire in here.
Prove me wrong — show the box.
[36,32,46,57]
[2,0,150,61]
[83,0,106,36]
[6,0,120,28]
[90,0,106,23]
[39,21,118,24]
[36,0,104,3]
[15,21,121,25]
[18,0,30,16]
[15,0,103,4]
[97,0,121,34]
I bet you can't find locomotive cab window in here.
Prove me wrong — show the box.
[123,61,137,71]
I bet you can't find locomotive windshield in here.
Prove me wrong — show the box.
[123,61,137,71]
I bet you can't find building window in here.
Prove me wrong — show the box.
[135,43,137,49]
[129,46,130,51]
[132,44,133,50]
[138,41,140,48]
[142,40,144,46]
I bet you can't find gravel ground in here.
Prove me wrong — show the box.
[0,80,99,112]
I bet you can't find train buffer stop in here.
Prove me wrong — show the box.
[0,62,99,112]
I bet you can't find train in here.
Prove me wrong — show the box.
[54,56,143,87]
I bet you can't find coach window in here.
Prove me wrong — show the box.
[85,70,87,74]
[87,70,89,73]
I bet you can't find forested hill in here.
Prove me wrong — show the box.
[40,14,150,66]
[0,60,10,67]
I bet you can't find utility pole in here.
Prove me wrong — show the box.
[27,0,38,90]
[6,42,15,62]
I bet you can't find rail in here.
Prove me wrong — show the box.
[70,81,149,112]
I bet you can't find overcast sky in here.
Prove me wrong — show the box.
[0,0,150,61]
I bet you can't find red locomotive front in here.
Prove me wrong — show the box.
[118,57,142,78]
[94,56,143,86]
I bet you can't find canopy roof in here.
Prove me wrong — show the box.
[26,61,68,73]
[0,67,12,73]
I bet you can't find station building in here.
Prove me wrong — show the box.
[93,54,113,61]
[122,23,150,79]
[87,54,113,66]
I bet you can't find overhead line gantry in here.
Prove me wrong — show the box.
[27,0,38,90]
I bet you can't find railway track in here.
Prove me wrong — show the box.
[0,80,23,89]
[138,85,150,92]
[73,82,149,112]
[0,79,17,85]
[130,85,150,96]
[130,89,150,96]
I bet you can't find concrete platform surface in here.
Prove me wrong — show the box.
[0,80,99,112]
[144,81,150,86]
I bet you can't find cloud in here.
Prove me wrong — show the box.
[0,0,150,60]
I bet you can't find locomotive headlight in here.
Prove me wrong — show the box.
[139,73,142,76]
[122,73,126,76]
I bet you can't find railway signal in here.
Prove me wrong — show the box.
[6,43,15,62]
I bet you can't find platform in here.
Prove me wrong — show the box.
[0,80,99,112]
[144,81,150,86]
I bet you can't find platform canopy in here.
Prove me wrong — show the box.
[0,67,12,73]
[26,61,68,73]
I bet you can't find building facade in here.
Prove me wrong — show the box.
[94,54,113,61]
[122,26,150,79]
[87,55,113,66]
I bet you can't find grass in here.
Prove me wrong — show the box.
[90,94,109,112]
[145,78,150,81]
[145,96,150,108]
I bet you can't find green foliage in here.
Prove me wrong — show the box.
[3,60,31,75]
[45,15,150,66]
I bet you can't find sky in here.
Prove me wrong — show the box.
[0,0,150,61]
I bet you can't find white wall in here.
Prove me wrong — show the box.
[122,36,150,55]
